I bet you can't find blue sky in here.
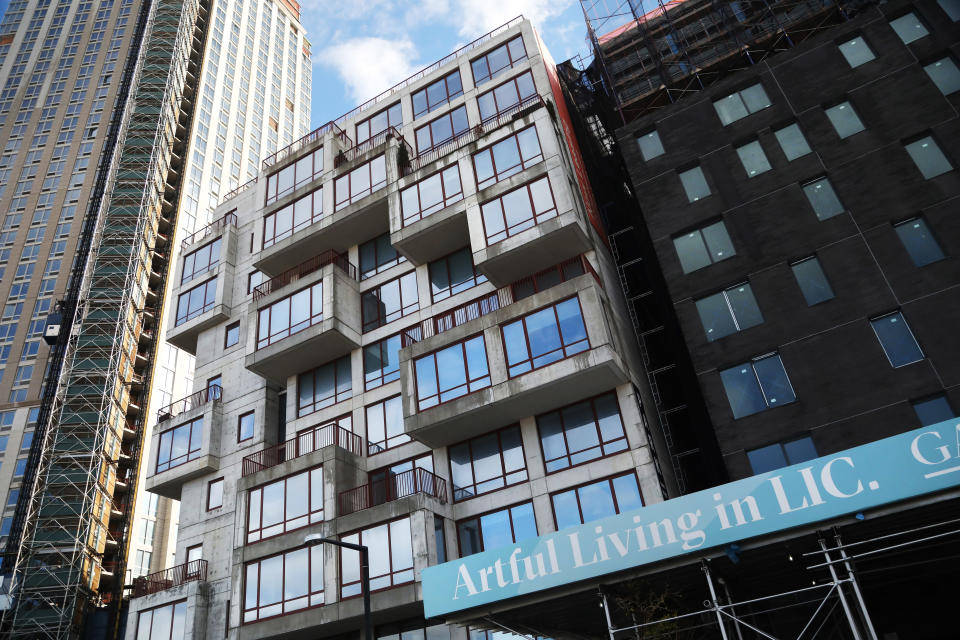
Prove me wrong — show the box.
[300,0,591,128]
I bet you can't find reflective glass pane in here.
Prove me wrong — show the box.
[791,257,834,306]
[736,141,772,177]
[890,12,929,44]
[674,231,711,273]
[726,283,763,330]
[938,0,960,20]
[714,93,748,125]
[720,363,767,419]
[679,166,711,202]
[925,57,960,96]
[783,437,818,465]
[741,84,771,113]
[747,443,787,474]
[510,503,538,542]
[825,102,865,139]
[912,395,955,426]
[612,474,644,512]
[904,136,953,179]
[774,124,812,161]
[753,354,796,407]
[578,481,617,524]
[695,291,737,341]
[802,178,844,220]
[702,221,736,263]
[894,218,945,266]
[838,37,875,67]
[637,130,665,161]
[871,312,924,367]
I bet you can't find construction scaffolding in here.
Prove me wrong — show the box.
[0,0,209,637]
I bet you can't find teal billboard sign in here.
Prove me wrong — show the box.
[423,419,960,617]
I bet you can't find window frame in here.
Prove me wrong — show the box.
[243,544,325,624]
[471,123,543,191]
[694,281,764,342]
[790,256,835,306]
[713,83,772,125]
[550,471,645,530]
[893,216,946,266]
[869,311,925,368]
[428,246,487,303]
[297,355,352,417]
[224,321,240,349]
[363,328,410,391]
[537,391,629,474]
[479,175,558,245]
[339,516,415,598]
[360,270,419,332]
[471,35,528,86]
[414,104,469,155]
[400,163,464,225]
[720,352,797,419]
[135,600,188,640]
[356,102,402,145]
[255,281,323,349]
[359,232,406,280]
[414,333,491,411]
[672,219,736,273]
[334,154,387,212]
[262,187,322,248]
[746,436,818,474]
[175,277,217,326]
[449,424,528,502]
[265,146,323,205]
[207,477,224,510]
[501,296,590,377]
[181,237,221,285]
[155,417,203,473]
[246,465,324,544]
[366,394,410,455]
[477,70,537,123]
[412,70,464,120]
[456,500,538,557]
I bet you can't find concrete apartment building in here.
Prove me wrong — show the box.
[126,17,672,640]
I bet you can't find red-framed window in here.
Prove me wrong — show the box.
[480,175,557,245]
[365,394,409,455]
[400,164,463,225]
[537,391,628,473]
[471,35,528,86]
[207,477,224,510]
[340,516,414,597]
[265,146,323,205]
[359,232,405,280]
[501,296,589,377]
[297,355,352,417]
[136,600,187,640]
[477,70,537,122]
[156,417,203,473]
[175,277,217,326]
[181,237,221,284]
[186,544,202,564]
[428,246,486,302]
[248,270,265,295]
[238,411,255,443]
[334,154,386,212]
[263,187,322,248]
[472,124,543,190]
[413,334,490,411]
[412,70,463,119]
[243,544,324,623]
[363,329,406,390]
[255,281,323,349]
[449,424,527,501]
[456,501,537,557]
[356,102,402,144]
[366,453,434,506]
[551,472,644,529]
[414,105,469,154]
[246,466,323,544]
[224,321,240,348]
[360,270,418,332]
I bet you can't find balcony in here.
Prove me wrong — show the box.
[339,467,447,516]
[166,258,235,355]
[132,560,208,598]
[241,422,363,477]
[244,252,361,384]
[124,560,211,640]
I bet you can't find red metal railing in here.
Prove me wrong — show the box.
[339,468,447,516]
[241,423,363,476]
[252,250,357,300]
[333,126,412,170]
[181,211,238,249]
[220,177,257,205]
[131,560,208,598]
[262,121,351,169]
[157,385,221,422]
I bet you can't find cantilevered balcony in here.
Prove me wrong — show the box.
[339,467,447,516]
[146,387,221,500]
[131,560,208,598]
[241,421,363,477]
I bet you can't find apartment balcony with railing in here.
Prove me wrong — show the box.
[126,560,211,640]
[339,467,447,516]
[244,251,361,384]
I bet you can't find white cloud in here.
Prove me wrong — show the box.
[317,37,420,104]
[451,0,574,38]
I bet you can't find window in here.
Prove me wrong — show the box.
[364,331,403,390]
[207,478,224,510]
[414,335,490,410]
[341,517,413,596]
[673,220,736,273]
[136,601,187,640]
[838,36,875,67]
[924,57,960,96]
[156,418,203,472]
[238,411,255,442]
[224,321,240,348]
[894,217,945,266]
[265,146,323,204]
[791,257,834,306]
[720,353,796,419]
[736,141,772,177]
[477,71,537,122]
[366,395,409,454]
[889,12,928,44]
[6,488,18,507]
[678,166,711,201]
[181,238,220,284]
[553,473,644,529]
[713,84,771,125]
[774,123,812,161]
[457,502,537,557]
[474,127,543,192]
[263,188,322,248]
[538,392,627,473]
[870,312,924,368]
[435,517,447,563]
[400,165,463,225]
[825,102,865,139]
[334,155,386,211]
[472,35,527,86]
[412,70,463,119]
[938,0,960,21]
[695,282,763,341]
[255,282,323,349]
[361,271,419,332]
[480,175,557,244]
[297,355,352,417]
[912,395,955,426]
[207,375,222,397]
[904,136,953,179]
[747,437,818,474]
[636,129,665,161]
[359,233,405,279]
[244,545,324,622]
[502,297,589,376]
[0,436,6,452]
[186,544,202,564]
[0,517,9,537]
[175,278,217,325]
[247,467,323,543]
[138,519,156,545]
[450,425,527,501]
[248,270,266,295]
[414,105,469,154]
[429,247,486,302]
[802,177,844,220]
[356,102,401,144]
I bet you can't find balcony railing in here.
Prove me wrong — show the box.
[157,385,221,423]
[263,121,351,170]
[339,468,447,516]
[181,211,237,249]
[252,250,357,300]
[131,560,208,598]
[220,177,257,205]
[333,126,412,170]
[402,255,599,346]
[241,422,363,476]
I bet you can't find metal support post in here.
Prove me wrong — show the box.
[833,530,879,640]
[818,537,863,640]
[720,578,745,640]
[701,560,730,640]
[600,591,617,640]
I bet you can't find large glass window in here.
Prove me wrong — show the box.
[400,165,463,225]
[156,417,203,473]
[364,331,403,390]
[472,125,543,190]
[263,188,322,248]
[359,233,405,280]
[334,155,386,211]
[341,518,414,596]
[238,411,255,442]
[912,395,955,426]
[414,335,490,410]
[297,355,352,417]
[802,177,844,220]
[414,105,469,155]
[502,297,589,376]
[636,129,665,161]
[361,271,419,332]
[477,71,537,122]
[894,217,945,266]
[924,57,960,96]
[266,146,323,204]
[175,277,216,326]
[695,282,763,341]
[538,391,627,473]
[429,247,486,302]
[791,257,834,306]
[940,0,960,20]
[256,282,323,349]
[181,238,220,284]
[774,123,812,161]
[678,166,711,201]
[366,395,408,455]
[747,437,818,474]
[713,84,771,125]
[889,12,928,44]
[720,353,796,419]
[673,220,735,273]
[870,312,924,368]
[356,102,402,144]
[838,36,875,67]
[412,70,463,119]
[904,136,953,179]
[735,141,772,177]
[450,425,527,501]
[552,473,644,530]
[247,467,323,543]
[136,601,186,640]
[243,545,324,622]
[825,102,865,139]
[472,35,527,86]
[457,502,537,556]
[480,175,557,244]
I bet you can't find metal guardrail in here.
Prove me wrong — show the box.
[252,250,357,300]
[241,422,363,476]
[333,126,412,170]
[157,384,221,422]
[131,560,208,598]
[220,177,257,205]
[181,211,237,249]
[339,468,447,516]
[262,121,351,170]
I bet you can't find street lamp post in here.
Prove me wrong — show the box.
[305,534,372,640]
